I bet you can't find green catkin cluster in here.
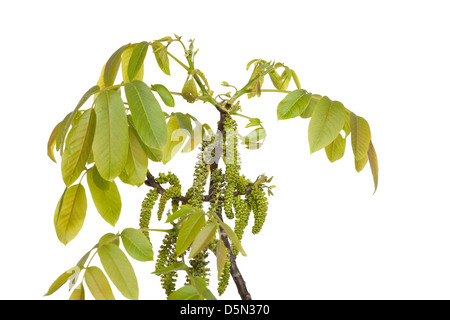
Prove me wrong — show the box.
[223,116,240,219]
[156,172,182,220]
[248,184,269,234]
[187,249,211,285]
[208,168,224,216]
[218,254,231,295]
[233,196,252,241]
[155,232,178,296]
[139,189,159,240]
[188,143,209,208]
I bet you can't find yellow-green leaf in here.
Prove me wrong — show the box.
[325,134,346,163]
[121,228,153,262]
[60,85,100,155]
[219,221,246,256]
[162,115,189,164]
[152,84,175,107]
[300,94,321,119]
[308,97,346,154]
[122,45,144,83]
[61,109,96,186]
[44,267,79,296]
[216,239,227,280]
[54,184,87,245]
[176,212,206,256]
[152,42,170,75]
[277,89,311,120]
[350,112,371,160]
[87,166,121,226]
[93,90,129,181]
[103,44,130,87]
[69,284,85,300]
[98,244,139,300]
[47,121,61,163]
[189,222,217,259]
[119,127,148,186]
[127,42,148,82]
[168,285,202,300]
[355,153,368,172]
[182,122,203,153]
[84,266,115,300]
[125,80,168,150]
[368,141,379,193]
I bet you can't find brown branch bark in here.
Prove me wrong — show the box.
[208,104,252,300]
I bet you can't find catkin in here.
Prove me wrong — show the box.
[156,172,181,220]
[139,189,159,240]
[223,116,240,219]
[248,185,269,235]
[155,232,178,296]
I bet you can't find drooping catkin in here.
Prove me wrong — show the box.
[223,116,240,219]
[156,172,181,220]
[155,232,178,296]
[139,189,159,240]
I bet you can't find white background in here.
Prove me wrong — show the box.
[1,0,449,300]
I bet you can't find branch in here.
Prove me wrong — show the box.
[144,103,253,300]
[208,104,252,300]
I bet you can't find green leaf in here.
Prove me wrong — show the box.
[191,276,216,300]
[166,205,199,224]
[125,80,168,150]
[176,212,206,256]
[98,233,120,247]
[119,127,148,186]
[308,97,346,154]
[269,70,282,89]
[61,109,96,186]
[277,89,311,120]
[218,220,247,256]
[54,184,87,245]
[93,90,129,181]
[84,266,115,300]
[60,85,100,156]
[300,94,321,119]
[127,41,149,82]
[152,84,175,107]
[168,285,202,300]
[162,115,189,164]
[350,112,372,160]
[103,44,130,87]
[343,108,351,137]
[47,121,61,163]
[325,134,346,162]
[152,42,170,75]
[216,239,227,279]
[153,262,190,275]
[126,115,163,162]
[182,122,203,153]
[87,166,121,226]
[355,153,368,172]
[189,222,217,258]
[122,45,144,83]
[98,243,139,300]
[368,141,379,193]
[121,228,153,262]
[242,128,266,149]
[44,267,79,296]
[69,284,85,300]
[291,69,301,89]
[174,112,193,136]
